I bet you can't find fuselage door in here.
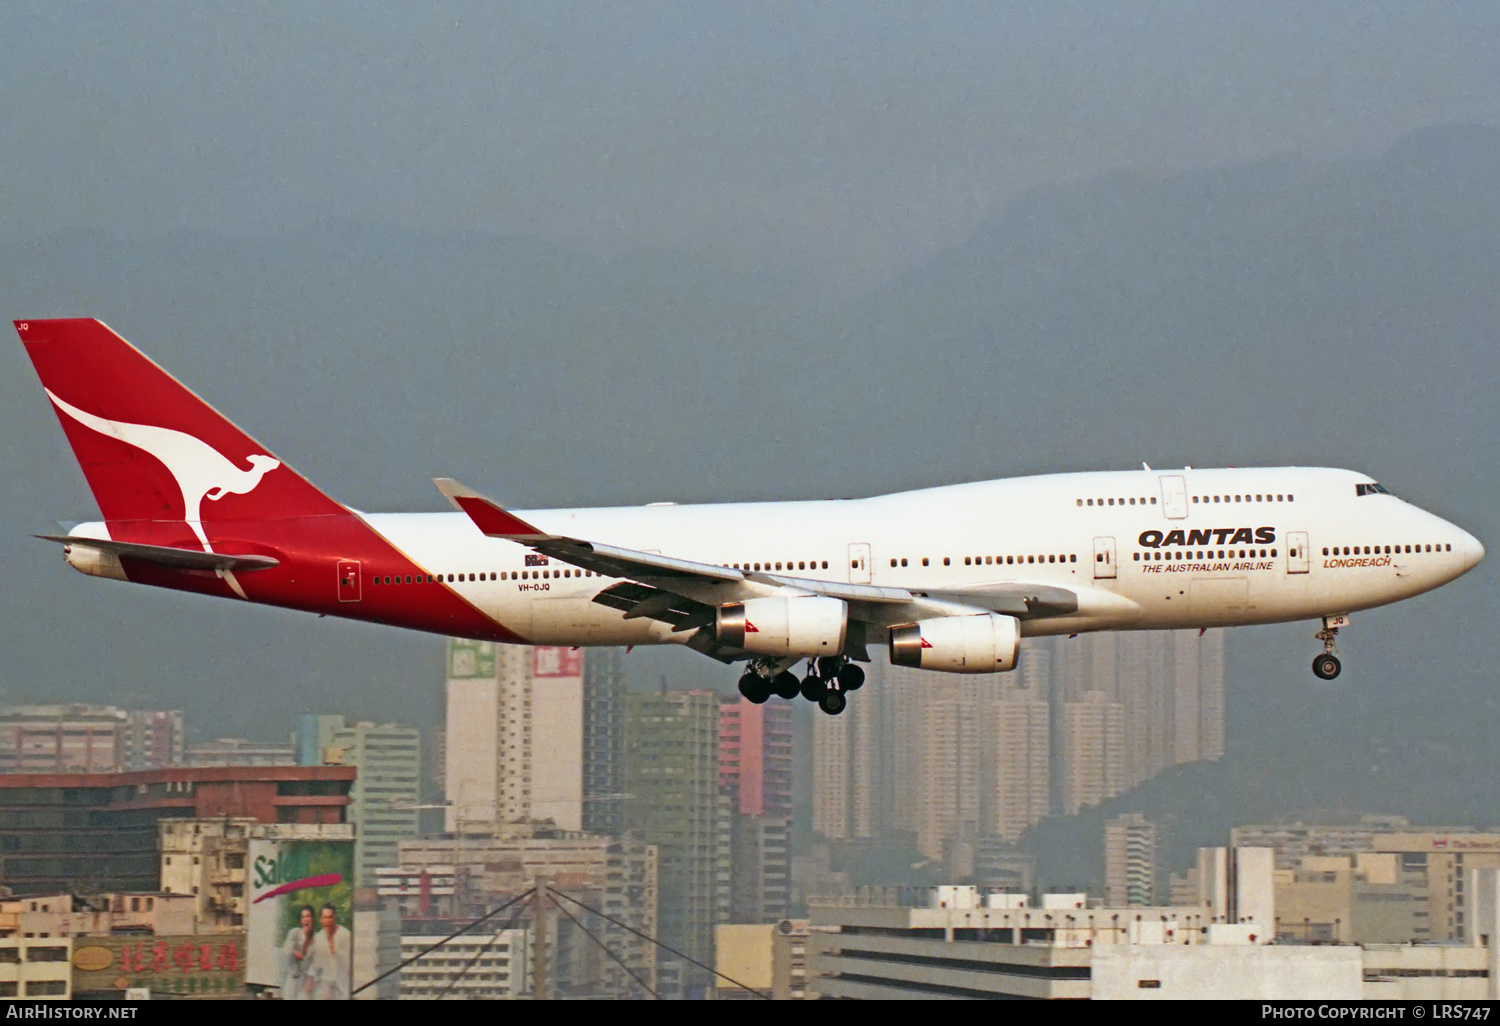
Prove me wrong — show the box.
[848,543,871,584]
[337,559,362,602]
[1160,475,1189,519]
[1286,532,1310,574]
[1092,537,1117,579]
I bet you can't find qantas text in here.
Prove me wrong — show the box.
[1139,527,1276,548]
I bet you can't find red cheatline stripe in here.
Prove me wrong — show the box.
[252,873,344,903]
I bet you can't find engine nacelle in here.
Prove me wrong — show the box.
[716,596,848,657]
[889,614,1020,673]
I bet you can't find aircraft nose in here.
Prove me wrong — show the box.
[1462,530,1485,572]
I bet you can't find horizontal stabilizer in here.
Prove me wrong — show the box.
[35,535,280,573]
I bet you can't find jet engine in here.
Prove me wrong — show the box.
[888,613,1020,673]
[716,596,848,657]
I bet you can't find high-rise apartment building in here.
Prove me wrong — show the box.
[625,690,730,987]
[1059,689,1126,815]
[329,721,421,886]
[991,678,1050,843]
[720,698,793,923]
[912,678,988,860]
[445,640,586,832]
[123,710,184,770]
[1105,813,1160,906]
[392,825,659,997]
[719,698,793,820]
[293,713,346,766]
[0,705,184,774]
[582,647,627,836]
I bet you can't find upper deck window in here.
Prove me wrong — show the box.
[1356,482,1393,497]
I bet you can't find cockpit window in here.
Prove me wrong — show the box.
[1355,482,1393,497]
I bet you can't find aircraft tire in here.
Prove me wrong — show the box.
[837,664,865,691]
[1312,654,1341,680]
[818,690,847,716]
[773,671,802,700]
[800,675,827,701]
[739,673,771,704]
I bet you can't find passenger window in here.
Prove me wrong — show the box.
[1048,554,1056,563]
[922,557,929,566]
[1007,556,1014,564]
[890,559,897,568]
[943,557,951,566]
[901,558,908,567]
[1192,496,1199,503]
[1150,498,1157,504]
[1070,554,1077,562]
[965,557,972,565]
[798,561,805,570]
[1129,498,1135,505]
[1028,555,1035,563]
[1087,499,1094,506]
[1108,498,1114,505]
[822,561,829,569]
[1077,499,1083,506]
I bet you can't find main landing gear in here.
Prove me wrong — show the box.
[737,656,864,715]
[1311,614,1350,680]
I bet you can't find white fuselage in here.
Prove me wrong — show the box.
[365,467,1483,650]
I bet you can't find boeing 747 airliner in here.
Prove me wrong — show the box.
[15,319,1484,714]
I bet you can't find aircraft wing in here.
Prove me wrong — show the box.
[35,534,280,573]
[434,478,1082,656]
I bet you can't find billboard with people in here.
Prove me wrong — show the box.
[245,836,355,999]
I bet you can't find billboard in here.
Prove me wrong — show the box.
[246,836,355,999]
[532,646,582,678]
[71,934,246,998]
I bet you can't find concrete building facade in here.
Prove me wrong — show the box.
[0,766,353,895]
[625,690,730,991]
[1105,814,1160,907]
[328,720,421,886]
[445,641,587,833]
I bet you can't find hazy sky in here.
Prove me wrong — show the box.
[0,2,1496,766]
[4,2,1498,278]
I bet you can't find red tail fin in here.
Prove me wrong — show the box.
[15,319,345,546]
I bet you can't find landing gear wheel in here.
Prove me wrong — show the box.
[1312,654,1342,680]
[773,671,802,701]
[837,664,865,691]
[800,675,827,702]
[738,672,771,704]
[818,690,847,716]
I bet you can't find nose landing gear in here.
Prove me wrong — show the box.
[1311,615,1349,680]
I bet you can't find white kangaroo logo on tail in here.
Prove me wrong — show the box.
[45,389,281,554]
